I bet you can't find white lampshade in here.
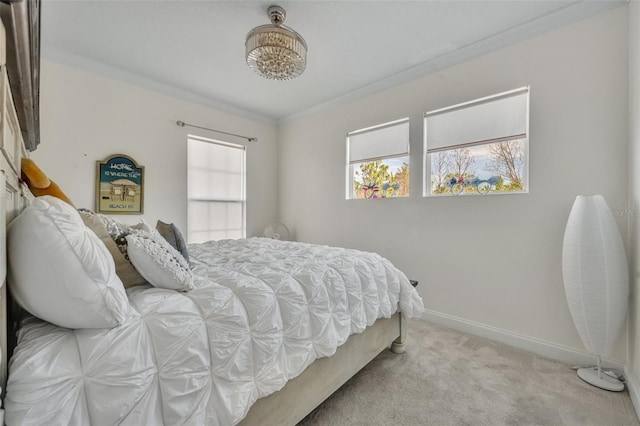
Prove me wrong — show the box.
[562,195,628,391]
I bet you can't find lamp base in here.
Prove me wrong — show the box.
[577,367,624,392]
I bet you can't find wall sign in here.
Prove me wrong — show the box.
[96,154,144,214]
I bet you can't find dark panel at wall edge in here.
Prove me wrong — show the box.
[0,0,40,152]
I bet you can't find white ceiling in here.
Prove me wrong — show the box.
[41,0,624,124]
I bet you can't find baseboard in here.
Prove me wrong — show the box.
[421,309,624,371]
[625,365,640,420]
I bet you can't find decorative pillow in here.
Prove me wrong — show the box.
[7,196,129,329]
[156,220,190,264]
[21,158,75,207]
[126,229,194,291]
[78,209,147,288]
[98,214,153,262]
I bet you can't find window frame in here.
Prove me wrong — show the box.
[187,135,246,243]
[423,86,530,197]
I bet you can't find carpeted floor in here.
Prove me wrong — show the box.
[298,319,639,426]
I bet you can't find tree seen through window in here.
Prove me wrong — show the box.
[353,159,409,199]
[430,139,525,195]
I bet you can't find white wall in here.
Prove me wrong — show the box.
[279,8,629,360]
[627,0,640,392]
[34,60,279,237]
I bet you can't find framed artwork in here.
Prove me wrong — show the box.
[96,154,144,214]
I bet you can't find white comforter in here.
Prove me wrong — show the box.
[6,238,424,425]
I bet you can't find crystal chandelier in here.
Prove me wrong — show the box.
[245,5,307,80]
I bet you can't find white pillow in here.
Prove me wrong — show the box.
[7,196,129,329]
[126,229,194,291]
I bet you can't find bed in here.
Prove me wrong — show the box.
[0,194,423,425]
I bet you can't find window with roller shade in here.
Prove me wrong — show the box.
[424,87,529,196]
[346,118,410,199]
[187,135,246,243]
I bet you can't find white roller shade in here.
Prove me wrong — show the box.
[188,138,245,200]
[426,88,528,152]
[348,118,409,163]
[187,136,246,243]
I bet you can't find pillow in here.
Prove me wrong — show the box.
[126,229,194,291]
[78,209,147,288]
[7,196,129,329]
[156,220,190,264]
[21,158,75,207]
[98,214,153,262]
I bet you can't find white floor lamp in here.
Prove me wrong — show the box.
[562,195,629,391]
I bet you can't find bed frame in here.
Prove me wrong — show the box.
[1,0,41,380]
[240,313,406,425]
[0,3,410,424]
[0,4,37,420]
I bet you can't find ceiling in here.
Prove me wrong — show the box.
[41,1,624,124]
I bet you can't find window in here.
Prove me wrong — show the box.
[424,87,529,196]
[187,135,246,243]
[346,118,410,199]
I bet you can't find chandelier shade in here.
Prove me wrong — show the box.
[245,6,307,80]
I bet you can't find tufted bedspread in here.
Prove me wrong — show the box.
[5,238,424,425]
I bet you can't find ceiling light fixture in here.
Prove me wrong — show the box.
[245,5,307,81]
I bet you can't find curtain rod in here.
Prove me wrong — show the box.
[176,121,257,143]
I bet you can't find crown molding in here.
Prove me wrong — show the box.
[279,0,626,125]
[41,46,278,126]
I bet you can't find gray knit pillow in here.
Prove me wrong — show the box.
[156,220,190,265]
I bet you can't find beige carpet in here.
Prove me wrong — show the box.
[298,319,639,426]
